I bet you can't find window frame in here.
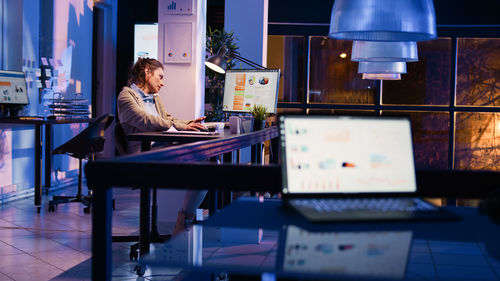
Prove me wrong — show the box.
[270,25,500,170]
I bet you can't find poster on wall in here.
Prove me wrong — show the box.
[134,24,158,62]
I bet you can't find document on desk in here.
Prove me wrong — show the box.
[162,126,217,135]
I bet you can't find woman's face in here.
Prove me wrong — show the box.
[145,67,164,94]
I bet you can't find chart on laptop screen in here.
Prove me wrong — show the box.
[282,117,417,194]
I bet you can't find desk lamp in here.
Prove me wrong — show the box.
[205,45,266,74]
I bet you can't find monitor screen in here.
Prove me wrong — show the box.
[0,70,29,105]
[222,69,280,114]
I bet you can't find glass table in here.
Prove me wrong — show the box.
[131,198,500,281]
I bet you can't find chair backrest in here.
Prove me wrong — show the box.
[114,122,128,155]
[53,114,114,159]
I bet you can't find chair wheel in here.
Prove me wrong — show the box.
[83,207,90,214]
[134,264,146,277]
[129,249,138,261]
[48,203,57,212]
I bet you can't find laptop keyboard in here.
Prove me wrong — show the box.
[291,198,438,213]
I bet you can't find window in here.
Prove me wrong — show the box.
[268,35,500,171]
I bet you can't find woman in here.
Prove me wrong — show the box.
[117,58,207,235]
[117,57,206,154]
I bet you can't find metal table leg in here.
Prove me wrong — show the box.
[139,187,151,255]
[35,125,42,213]
[92,186,113,281]
[44,124,52,193]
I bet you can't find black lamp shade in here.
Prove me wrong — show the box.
[205,45,228,74]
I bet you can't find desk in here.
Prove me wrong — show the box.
[139,198,500,280]
[86,127,279,280]
[127,128,271,163]
[127,131,220,151]
[0,118,91,212]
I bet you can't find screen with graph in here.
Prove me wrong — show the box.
[0,70,29,105]
[222,69,280,114]
[281,226,412,279]
[281,116,417,194]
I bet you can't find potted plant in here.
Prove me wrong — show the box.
[205,27,239,121]
[250,104,268,131]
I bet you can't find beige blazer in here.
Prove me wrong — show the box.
[117,86,192,153]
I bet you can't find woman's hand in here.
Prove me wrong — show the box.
[193,116,206,123]
[185,122,207,131]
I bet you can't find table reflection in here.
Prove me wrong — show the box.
[280,226,412,279]
[143,225,419,280]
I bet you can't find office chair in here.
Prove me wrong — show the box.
[48,114,114,213]
[114,122,128,155]
[113,121,170,261]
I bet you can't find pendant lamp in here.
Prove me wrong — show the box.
[351,41,418,62]
[362,73,401,80]
[358,61,407,74]
[329,0,437,41]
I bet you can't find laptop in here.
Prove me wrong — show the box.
[280,115,460,222]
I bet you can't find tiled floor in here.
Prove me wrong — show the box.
[0,184,147,281]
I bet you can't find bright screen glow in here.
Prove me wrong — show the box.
[283,225,412,279]
[281,116,417,194]
[223,69,280,114]
[0,70,29,105]
[134,24,158,62]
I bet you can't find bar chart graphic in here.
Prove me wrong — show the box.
[167,1,177,10]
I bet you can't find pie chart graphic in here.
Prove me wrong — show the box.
[259,76,269,85]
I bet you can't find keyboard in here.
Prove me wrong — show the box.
[290,198,438,213]
[286,197,461,222]
[203,122,227,130]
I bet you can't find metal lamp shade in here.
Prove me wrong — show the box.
[358,61,407,74]
[362,73,401,80]
[329,0,437,41]
[351,41,418,62]
[205,46,228,74]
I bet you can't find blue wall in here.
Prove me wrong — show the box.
[0,0,94,203]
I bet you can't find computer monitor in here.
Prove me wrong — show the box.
[222,69,280,114]
[0,70,29,105]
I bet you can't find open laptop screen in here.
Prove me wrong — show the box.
[280,115,417,195]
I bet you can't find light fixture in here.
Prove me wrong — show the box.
[358,61,406,80]
[358,61,407,74]
[205,45,266,74]
[362,73,401,80]
[329,0,437,41]
[205,45,227,74]
[351,41,418,62]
